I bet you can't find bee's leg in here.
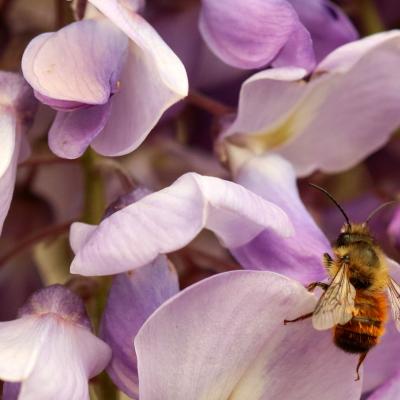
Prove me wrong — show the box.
[306,282,329,292]
[284,312,313,325]
[355,352,368,381]
[323,253,334,272]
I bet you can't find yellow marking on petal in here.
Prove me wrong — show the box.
[227,112,297,154]
[226,73,333,154]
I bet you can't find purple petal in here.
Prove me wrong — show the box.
[70,172,293,276]
[2,383,20,400]
[231,154,330,283]
[48,102,112,159]
[135,271,361,399]
[33,91,87,111]
[289,0,358,61]
[367,371,400,400]
[19,284,90,329]
[152,5,247,91]
[100,255,179,398]
[22,19,128,106]
[87,0,188,156]
[199,0,311,69]
[388,207,400,252]
[272,19,316,71]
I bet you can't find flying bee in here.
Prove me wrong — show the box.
[284,184,400,381]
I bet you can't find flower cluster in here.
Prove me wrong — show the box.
[1,0,400,399]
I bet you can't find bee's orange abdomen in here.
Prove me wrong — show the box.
[334,291,388,354]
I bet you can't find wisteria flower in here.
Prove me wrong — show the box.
[0,285,111,399]
[198,0,357,70]
[21,0,188,159]
[0,71,36,235]
[133,270,361,399]
[232,152,400,396]
[219,30,400,177]
[69,172,293,275]
[100,254,179,398]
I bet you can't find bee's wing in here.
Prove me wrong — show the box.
[312,264,356,330]
[387,277,400,332]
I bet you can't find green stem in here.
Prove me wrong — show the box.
[360,0,385,34]
[81,150,117,400]
[81,149,105,225]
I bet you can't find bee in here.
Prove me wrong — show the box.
[284,184,400,381]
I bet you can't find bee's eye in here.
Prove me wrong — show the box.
[342,254,350,263]
[336,233,351,246]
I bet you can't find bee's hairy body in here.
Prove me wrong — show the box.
[334,291,388,354]
[326,224,389,354]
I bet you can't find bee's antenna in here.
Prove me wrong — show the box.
[366,201,397,224]
[309,183,351,226]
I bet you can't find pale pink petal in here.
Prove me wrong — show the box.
[220,67,309,143]
[0,72,36,235]
[70,173,293,276]
[0,317,46,381]
[89,0,187,95]
[18,318,111,400]
[135,271,361,400]
[69,224,97,255]
[0,114,18,235]
[86,0,188,155]
[0,286,111,400]
[22,19,128,106]
[222,31,400,176]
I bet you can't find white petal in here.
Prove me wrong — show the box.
[69,223,97,254]
[0,316,47,381]
[70,173,293,275]
[0,113,18,234]
[135,271,361,400]
[19,318,111,400]
[88,0,188,96]
[222,31,400,176]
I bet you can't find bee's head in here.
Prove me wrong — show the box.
[336,223,372,247]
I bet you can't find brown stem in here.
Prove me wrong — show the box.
[71,0,88,20]
[186,90,235,117]
[0,220,74,268]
